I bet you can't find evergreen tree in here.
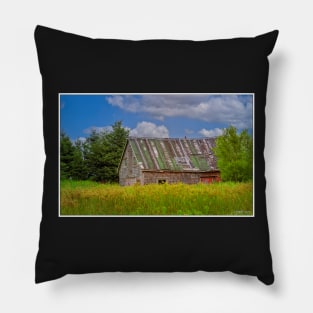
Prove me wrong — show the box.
[71,139,88,180]
[60,121,129,182]
[83,121,129,182]
[104,121,129,182]
[213,126,253,182]
[60,131,75,179]
[84,129,106,181]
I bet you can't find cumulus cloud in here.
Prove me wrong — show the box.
[129,121,169,138]
[107,94,253,129]
[199,128,224,137]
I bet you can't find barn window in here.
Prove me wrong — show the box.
[158,179,166,184]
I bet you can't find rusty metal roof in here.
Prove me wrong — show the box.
[127,137,218,171]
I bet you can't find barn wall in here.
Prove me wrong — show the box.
[142,171,220,185]
[119,144,142,186]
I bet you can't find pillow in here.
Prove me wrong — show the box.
[34,25,278,285]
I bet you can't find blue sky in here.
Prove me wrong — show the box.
[60,94,253,141]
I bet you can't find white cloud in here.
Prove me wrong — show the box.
[130,121,169,138]
[83,126,113,134]
[199,128,224,137]
[107,95,253,129]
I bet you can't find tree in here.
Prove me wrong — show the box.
[60,131,75,179]
[104,121,130,182]
[71,139,88,180]
[84,129,106,180]
[213,126,253,182]
[84,121,129,182]
[60,131,88,180]
[61,121,129,182]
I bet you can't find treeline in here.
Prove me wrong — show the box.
[60,121,129,182]
[61,122,252,183]
[213,126,253,182]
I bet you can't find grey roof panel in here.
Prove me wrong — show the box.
[128,137,218,171]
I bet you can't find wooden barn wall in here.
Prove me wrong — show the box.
[119,144,142,186]
[142,171,220,185]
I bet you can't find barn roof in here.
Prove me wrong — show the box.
[125,137,218,172]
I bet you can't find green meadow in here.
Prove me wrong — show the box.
[60,180,253,216]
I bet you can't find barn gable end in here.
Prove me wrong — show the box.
[118,142,143,186]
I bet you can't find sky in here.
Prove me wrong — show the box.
[60,94,253,141]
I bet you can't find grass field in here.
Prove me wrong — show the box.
[60,180,253,216]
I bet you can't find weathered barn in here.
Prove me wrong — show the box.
[118,137,220,186]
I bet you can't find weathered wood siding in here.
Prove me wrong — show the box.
[142,170,220,185]
[119,144,142,186]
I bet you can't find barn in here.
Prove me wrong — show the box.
[118,137,221,186]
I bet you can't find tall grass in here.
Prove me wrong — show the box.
[60,180,253,216]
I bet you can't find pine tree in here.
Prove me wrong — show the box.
[104,121,129,182]
[84,130,106,181]
[60,131,75,179]
[71,139,88,180]
[83,121,129,182]
[61,121,129,182]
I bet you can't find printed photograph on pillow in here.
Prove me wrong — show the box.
[60,93,254,216]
